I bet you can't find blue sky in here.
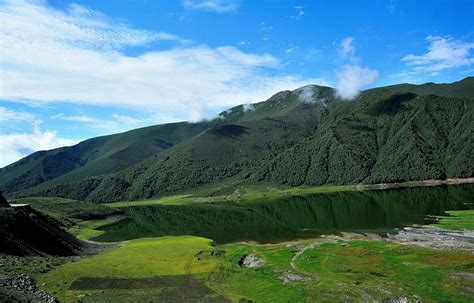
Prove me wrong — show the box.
[0,0,473,167]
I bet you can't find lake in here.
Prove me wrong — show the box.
[95,184,474,243]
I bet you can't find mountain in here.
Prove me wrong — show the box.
[1,78,473,203]
[379,76,474,98]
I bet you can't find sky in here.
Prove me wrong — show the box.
[0,0,473,167]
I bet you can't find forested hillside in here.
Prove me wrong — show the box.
[1,77,473,203]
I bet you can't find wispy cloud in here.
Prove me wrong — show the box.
[182,0,239,13]
[402,35,474,72]
[291,5,305,20]
[340,37,356,60]
[0,106,38,124]
[52,113,143,130]
[51,114,117,130]
[335,37,379,99]
[112,114,141,125]
[0,0,319,122]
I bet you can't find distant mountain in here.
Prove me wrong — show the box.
[379,76,474,98]
[1,77,473,203]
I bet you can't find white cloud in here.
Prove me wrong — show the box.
[291,5,304,20]
[295,85,314,103]
[340,37,356,59]
[112,114,141,125]
[0,106,38,124]
[51,114,118,130]
[0,0,320,121]
[182,0,239,13]
[402,35,474,72]
[51,113,143,130]
[335,37,379,99]
[336,65,379,99]
[242,103,254,112]
[0,127,78,168]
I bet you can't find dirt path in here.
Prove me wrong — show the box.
[289,242,316,273]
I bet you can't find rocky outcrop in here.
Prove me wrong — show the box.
[279,271,311,283]
[387,226,474,253]
[0,274,58,302]
[238,254,265,268]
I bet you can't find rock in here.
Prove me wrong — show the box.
[387,226,474,253]
[280,271,311,283]
[0,274,58,303]
[381,297,411,303]
[238,254,265,268]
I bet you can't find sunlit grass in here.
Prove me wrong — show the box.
[68,217,123,240]
[39,236,220,301]
[435,210,474,230]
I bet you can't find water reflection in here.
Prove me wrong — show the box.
[96,184,473,243]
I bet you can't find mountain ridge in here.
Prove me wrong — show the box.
[1,77,473,203]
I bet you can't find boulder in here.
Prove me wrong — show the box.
[238,254,265,268]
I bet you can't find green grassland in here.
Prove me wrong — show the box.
[67,216,124,240]
[37,236,474,302]
[435,210,474,230]
[38,236,225,302]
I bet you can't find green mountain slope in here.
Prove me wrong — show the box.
[1,78,473,203]
[0,122,212,195]
[372,76,474,98]
[256,90,473,185]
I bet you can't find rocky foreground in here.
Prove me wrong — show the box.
[0,274,58,303]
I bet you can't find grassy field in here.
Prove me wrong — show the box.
[435,210,474,230]
[38,236,226,302]
[37,235,474,302]
[68,216,124,240]
[295,240,474,302]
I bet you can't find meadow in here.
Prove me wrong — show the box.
[36,235,474,302]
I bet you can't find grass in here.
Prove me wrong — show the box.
[38,236,223,302]
[107,194,201,208]
[435,210,474,230]
[105,179,467,209]
[68,216,124,240]
[105,184,358,208]
[0,256,67,277]
[38,235,474,302]
[295,240,474,302]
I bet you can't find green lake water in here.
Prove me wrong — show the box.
[95,184,474,243]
